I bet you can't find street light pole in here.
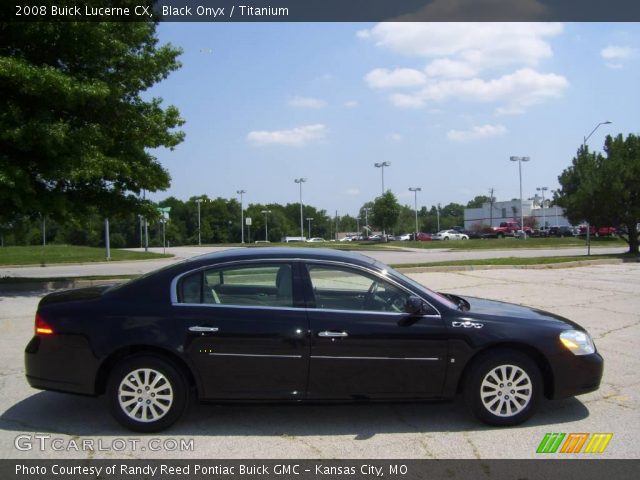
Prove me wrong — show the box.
[510,156,531,239]
[306,217,314,239]
[294,178,307,240]
[408,187,421,239]
[261,209,271,241]
[195,198,203,246]
[437,203,441,232]
[236,190,246,244]
[536,187,548,229]
[582,121,612,256]
[374,162,391,195]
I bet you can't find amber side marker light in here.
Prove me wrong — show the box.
[35,313,54,335]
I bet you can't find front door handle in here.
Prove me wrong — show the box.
[318,331,348,338]
[188,326,219,333]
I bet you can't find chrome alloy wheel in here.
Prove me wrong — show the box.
[118,368,174,423]
[480,364,532,417]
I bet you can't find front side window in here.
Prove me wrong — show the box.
[306,265,411,313]
[178,263,293,307]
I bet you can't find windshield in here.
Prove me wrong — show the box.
[383,264,459,310]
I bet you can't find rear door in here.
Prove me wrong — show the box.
[173,261,309,400]
[302,263,448,399]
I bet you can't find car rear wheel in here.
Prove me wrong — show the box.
[464,349,542,426]
[107,355,189,432]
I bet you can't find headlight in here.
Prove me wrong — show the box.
[560,330,595,355]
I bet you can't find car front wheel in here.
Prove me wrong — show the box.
[107,355,189,432]
[464,350,542,426]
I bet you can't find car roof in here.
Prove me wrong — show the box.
[186,247,379,268]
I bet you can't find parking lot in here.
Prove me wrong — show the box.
[0,263,638,459]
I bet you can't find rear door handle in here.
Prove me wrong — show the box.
[188,326,219,333]
[318,331,348,338]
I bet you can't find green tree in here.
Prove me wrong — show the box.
[466,195,491,209]
[371,191,401,236]
[556,133,640,254]
[0,13,184,224]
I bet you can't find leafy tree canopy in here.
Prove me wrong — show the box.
[556,133,639,254]
[371,191,401,234]
[0,11,184,223]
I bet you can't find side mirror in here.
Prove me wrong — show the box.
[405,296,425,315]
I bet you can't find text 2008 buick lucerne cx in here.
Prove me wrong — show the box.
[25,248,603,431]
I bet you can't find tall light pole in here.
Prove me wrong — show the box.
[236,189,246,244]
[437,203,441,232]
[363,207,370,230]
[536,187,548,229]
[195,198,203,246]
[294,178,307,240]
[510,156,530,239]
[261,209,271,241]
[306,217,314,239]
[374,162,391,195]
[408,187,421,239]
[582,121,612,256]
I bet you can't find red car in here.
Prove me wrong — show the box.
[414,232,432,241]
[578,226,617,237]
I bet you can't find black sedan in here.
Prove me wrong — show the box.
[25,248,603,431]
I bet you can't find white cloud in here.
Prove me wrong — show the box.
[360,23,567,114]
[247,124,327,147]
[359,23,563,73]
[346,188,360,196]
[389,68,568,113]
[386,133,404,142]
[344,100,358,108]
[288,96,327,109]
[364,68,426,89]
[425,59,478,78]
[601,45,634,60]
[447,124,507,142]
[601,45,636,68]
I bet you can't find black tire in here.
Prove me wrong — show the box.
[463,349,542,426]
[497,233,504,239]
[107,355,189,432]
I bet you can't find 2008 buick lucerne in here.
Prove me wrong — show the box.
[25,248,603,431]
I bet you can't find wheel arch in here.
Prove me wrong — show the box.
[95,345,200,397]
[456,342,555,399]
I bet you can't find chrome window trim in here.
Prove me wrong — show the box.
[169,257,441,317]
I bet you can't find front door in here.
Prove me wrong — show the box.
[303,263,448,399]
[174,261,309,400]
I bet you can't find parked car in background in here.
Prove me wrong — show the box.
[25,247,603,431]
[432,230,469,241]
[549,226,577,237]
[483,222,533,239]
[307,237,326,243]
[338,236,353,242]
[394,233,411,241]
[414,232,432,241]
[578,225,617,237]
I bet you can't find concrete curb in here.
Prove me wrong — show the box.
[395,258,633,273]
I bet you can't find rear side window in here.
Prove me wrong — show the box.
[178,263,293,307]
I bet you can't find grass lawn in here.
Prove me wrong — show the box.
[0,245,172,266]
[391,253,638,269]
[396,236,627,250]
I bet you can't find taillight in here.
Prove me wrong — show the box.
[35,313,54,335]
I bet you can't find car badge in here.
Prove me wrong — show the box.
[452,320,484,329]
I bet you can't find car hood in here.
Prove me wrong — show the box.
[457,295,581,329]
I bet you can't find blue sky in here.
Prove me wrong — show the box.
[147,22,639,216]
